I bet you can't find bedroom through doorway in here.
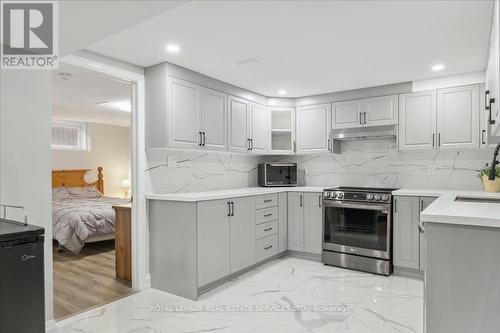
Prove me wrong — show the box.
[51,62,134,320]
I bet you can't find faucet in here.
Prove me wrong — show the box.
[488,143,500,180]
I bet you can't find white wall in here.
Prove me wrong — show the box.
[0,71,54,322]
[52,122,131,198]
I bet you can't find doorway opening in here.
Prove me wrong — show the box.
[51,62,134,320]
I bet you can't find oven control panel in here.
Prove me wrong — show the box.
[323,190,391,203]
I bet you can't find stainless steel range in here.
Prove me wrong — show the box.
[322,187,396,276]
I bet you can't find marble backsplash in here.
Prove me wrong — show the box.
[145,149,264,194]
[275,140,493,190]
[146,141,493,194]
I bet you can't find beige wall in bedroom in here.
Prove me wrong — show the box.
[52,122,132,198]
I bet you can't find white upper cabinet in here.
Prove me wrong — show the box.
[362,95,398,126]
[296,103,331,154]
[228,96,251,153]
[399,90,437,151]
[437,85,479,150]
[249,103,269,153]
[201,87,227,151]
[167,77,201,149]
[487,0,500,137]
[332,100,362,129]
[269,107,295,154]
[332,95,397,130]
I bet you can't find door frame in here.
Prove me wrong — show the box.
[60,54,148,291]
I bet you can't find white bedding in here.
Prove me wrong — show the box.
[52,187,130,253]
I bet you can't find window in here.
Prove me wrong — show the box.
[51,120,88,150]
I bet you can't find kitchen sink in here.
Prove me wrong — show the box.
[455,196,500,204]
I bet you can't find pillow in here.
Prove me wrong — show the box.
[66,186,103,198]
[52,187,71,199]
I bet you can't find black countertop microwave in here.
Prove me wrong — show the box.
[258,162,298,187]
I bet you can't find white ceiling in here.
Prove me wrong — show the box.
[87,0,494,97]
[52,63,131,127]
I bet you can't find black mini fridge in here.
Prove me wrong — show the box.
[0,215,45,333]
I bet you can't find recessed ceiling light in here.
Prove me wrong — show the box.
[98,101,131,112]
[432,64,445,71]
[165,44,180,53]
[278,89,287,96]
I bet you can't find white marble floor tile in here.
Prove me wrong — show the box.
[51,257,423,333]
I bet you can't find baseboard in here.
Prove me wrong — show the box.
[46,319,56,331]
[287,250,322,262]
[394,266,424,280]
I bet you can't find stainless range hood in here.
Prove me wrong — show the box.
[330,125,397,141]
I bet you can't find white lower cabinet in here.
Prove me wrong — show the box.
[287,192,322,254]
[256,234,278,262]
[288,192,305,251]
[303,193,323,254]
[278,192,288,252]
[230,197,256,273]
[393,195,437,272]
[197,200,231,287]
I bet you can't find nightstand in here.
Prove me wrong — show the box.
[112,203,131,285]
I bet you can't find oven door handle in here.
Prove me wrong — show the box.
[323,200,389,213]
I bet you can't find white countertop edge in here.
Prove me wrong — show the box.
[146,186,326,202]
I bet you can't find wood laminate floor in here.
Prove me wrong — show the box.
[53,240,134,320]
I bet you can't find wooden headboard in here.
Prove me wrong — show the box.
[52,167,104,194]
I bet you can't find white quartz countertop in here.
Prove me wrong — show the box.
[394,189,500,228]
[146,186,326,202]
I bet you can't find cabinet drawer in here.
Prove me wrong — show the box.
[255,194,278,210]
[256,234,278,262]
[256,206,278,224]
[256,220,278,239]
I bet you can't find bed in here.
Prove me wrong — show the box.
[52,167,130,253]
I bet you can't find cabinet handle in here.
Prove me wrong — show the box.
[250,138,254,150]
[202,132,206,146]
[247,138,251,150]
[293,141,296,152]
[263,213,273,217]
[227,202,231,216]
[319,195,322,207]
[363,111,367,124]
[328,138,331,152]
[263,199,272,203]
[432,133,435,148]
[418,220,425,233]
[231,202,234,216]
[490,98,496,125]
[394,199,397,213]
[438,133,441,146]
[299,194,303,207]
[198,131,203,146]
[264,245,273,250]
[482,130,486,145]
[264,227,273,232]
[485,90,490,111]
[359,112,363,125]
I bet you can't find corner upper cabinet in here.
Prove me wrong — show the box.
[296,103,331,154]
[487,0,500,137]
[436,85,479,150]
[269,107,295,154]
[200,87,228,151]
[167,77,201,149]
[399,90,437,151]
[249,103,269,153]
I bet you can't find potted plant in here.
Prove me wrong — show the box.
[479,163,500,192]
